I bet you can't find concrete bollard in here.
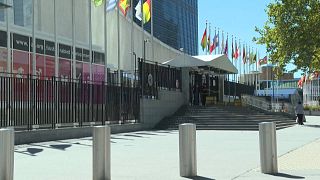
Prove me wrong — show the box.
[0,128,14,180]
[259,122,278,174]
[179,123,197,177]
[93,126,111,180]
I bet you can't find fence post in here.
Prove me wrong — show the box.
[0,128,14,180]
[93,126,110,180]
[179,123,197,177]
[259,122,278,174]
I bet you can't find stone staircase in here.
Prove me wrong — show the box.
[155,105,297,131]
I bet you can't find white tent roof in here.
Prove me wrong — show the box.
[162,54,238,74]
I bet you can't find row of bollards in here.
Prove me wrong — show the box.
[0,122,278,180]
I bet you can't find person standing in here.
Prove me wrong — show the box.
[295,101,304,125]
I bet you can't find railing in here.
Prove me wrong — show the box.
[0,74,140,131]
[138,58,182,99]
[241,95,295,117]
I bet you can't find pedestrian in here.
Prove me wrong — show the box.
[200,84,207,106]
[193,84,199,106]
[295,101,304,125]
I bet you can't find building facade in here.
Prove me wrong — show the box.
[142,0,198,56]
[0,0,198,81]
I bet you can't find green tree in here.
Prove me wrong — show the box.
[254,0,320,74]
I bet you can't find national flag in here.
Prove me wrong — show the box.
[207,33,211,52]
[93,0,104,7]
[231,39,234,60]
[210,34,218,54]
[201,28,207,51]
[143,0,151,24]
[259,56,267,65]
[242,46,246,64]
[135,0,142,21]
[119,0,130,16]
[106,0,117,11]
[221,33,224,54]
[251,53,257,64]
[215,32,219,48]
[234,41,239,59]
[135,0,151,24]
[224,36,228,55]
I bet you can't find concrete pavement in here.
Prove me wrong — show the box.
[13,116,320,179]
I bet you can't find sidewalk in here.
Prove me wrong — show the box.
[14,116,320,180]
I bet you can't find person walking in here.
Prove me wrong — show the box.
[295,101,304,125]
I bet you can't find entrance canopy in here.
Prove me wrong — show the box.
[162,54,238,74]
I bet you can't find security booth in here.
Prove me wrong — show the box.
[162,54,238,106]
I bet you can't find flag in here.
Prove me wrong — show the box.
[201,28,207,51]
[215,33,219,48]
[106,0,117,11]
[135,0,151,24]
[93,0,104,7]
[234,41,239,59]
[143,0,151,24]
[207,33,211,52]
[231,39,234,60]
[251,53,257,64]
[221,33,224,54]
[119,0,130,16]
[242,46,246,64]
[259,56,267,65]
[210,34,218,54]
[135,0,142,21]
[224,36,228,55]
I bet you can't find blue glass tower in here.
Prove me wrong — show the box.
[133,0,198,56]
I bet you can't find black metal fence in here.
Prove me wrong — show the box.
[138,58,182,99]
[224,81,255,97]
[0,73,140,131]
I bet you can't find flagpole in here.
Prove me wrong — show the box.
[117,0,121,85]
[104,0,108,83]
[131,0,134,81]
[266,56,269,90]
[89,0,93,81]
[72,0,76,79]
[205,21,208,55]
[32,0,36,76]
[6,0,11,75]
[54,0,58,77]
[239,39,241,83]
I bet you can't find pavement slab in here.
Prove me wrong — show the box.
[13,116,320,180]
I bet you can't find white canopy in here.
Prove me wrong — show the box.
[162,54,238,74]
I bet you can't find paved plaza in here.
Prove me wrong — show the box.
[14,116,320,180]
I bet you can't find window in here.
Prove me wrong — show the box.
[0,0,5,22]
[13,0,32,28]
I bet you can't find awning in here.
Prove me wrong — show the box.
[162,54,238,74]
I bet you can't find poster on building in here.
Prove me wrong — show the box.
[0,47,7,74]
[59,58,71,80]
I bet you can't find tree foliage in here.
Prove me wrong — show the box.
[254,0,320,74]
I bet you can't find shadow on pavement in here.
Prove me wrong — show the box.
[123,134,150,138]
[49,144,72,150]
[186,176,215,180]
[15,147,43,156]
[270,173,305,179]
[134,132,166,136]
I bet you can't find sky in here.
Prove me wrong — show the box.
[197,0,301,78]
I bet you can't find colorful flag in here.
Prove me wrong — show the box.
[224,36,228,55]
[259,56,267,65]
[221,33,224,54]
[201,28,207,51]
[231,38,234,60]
[215,33,219,48]
[93,0,104,7]
[106,0,117,11]
[135,0,142,21]
[143,0,151,24]
[234,41,239,59]
[210,34,218,54]
[242,45,246,64]
[207,33,211,52]
[119,0,130,16]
